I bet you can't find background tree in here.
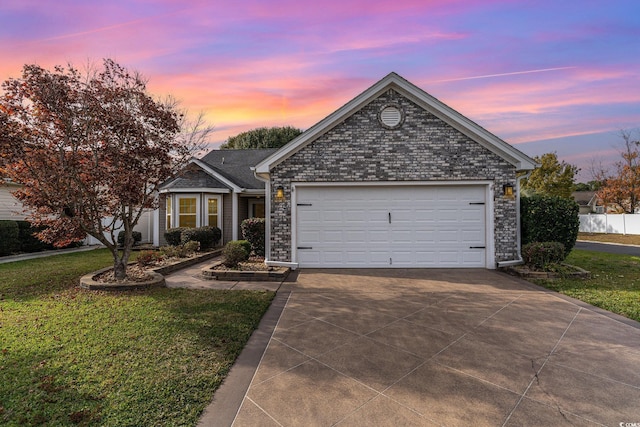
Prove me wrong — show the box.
[220,126,302,149]
[574,181,602,191]
[595,130,640,213]
[521,152,579,199]
[0,59,211,279]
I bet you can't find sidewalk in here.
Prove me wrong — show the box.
[0,245,102,265]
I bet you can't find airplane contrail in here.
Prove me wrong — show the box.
[431,66,576,83]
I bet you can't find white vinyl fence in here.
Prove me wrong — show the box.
[579,214,640,235]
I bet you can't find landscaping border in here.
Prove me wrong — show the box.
[202,260,290,282]
[79,249,223,290]
[503,264,590,279]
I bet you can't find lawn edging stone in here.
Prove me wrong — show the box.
[202,260,290,282]
[503,263,590,279]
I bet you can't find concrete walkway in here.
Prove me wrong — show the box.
[164,258,283,292]
[200,268,640,427]
[0,245,102,264]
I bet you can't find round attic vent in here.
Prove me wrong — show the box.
[378,104,404,129]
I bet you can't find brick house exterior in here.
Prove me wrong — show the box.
[254,73,536,269]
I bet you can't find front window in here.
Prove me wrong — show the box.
[208,198,219,227]
[166,196,172,228]
[178,197,197,228]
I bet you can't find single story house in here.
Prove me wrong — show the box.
[573,191,605,214]
[253,72,536,269]
[157,149,278,245]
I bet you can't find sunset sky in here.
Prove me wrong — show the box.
[1,0,639,181]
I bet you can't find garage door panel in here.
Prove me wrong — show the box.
[414,230,436,244]
[345,231,366,243]
[461,230,484,243]
[295,185,487,268]
[298,230,321,244]
[369,230,390,244]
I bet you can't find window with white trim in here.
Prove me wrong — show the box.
[206,195,222,228]
[166,196,172,228]
[178,196,198,228]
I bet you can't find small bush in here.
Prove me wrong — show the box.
[164,227,187,246]
[180,226,221,249]
[521,195,580,258]
[183,240,200,255]
[241,217,265,257]
[16,221,54,253]
[136,250,165,267]
[222,240,249,268]
[160,241,200,259]
[236,240,252,256]
[0,220,20,256]
[522,241,566,270]
[117,230,142,247]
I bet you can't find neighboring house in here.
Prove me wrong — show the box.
[0,179,29,220]
[1,179,155,245]
[157,149,278,246]
[572,191,604,214]
[253,72,537,269]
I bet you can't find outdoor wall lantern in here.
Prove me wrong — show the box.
[275,185,285,202]
[503,183,514,198]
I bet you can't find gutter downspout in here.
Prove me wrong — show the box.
[497,171,533,268]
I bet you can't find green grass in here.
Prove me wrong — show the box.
[0,249,274,426]
[532,249,640,322]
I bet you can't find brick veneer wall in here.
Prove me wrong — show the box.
[269,89,518,264]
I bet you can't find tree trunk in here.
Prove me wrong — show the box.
[113,257,127,280]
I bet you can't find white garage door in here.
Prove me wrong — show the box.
[295,185,487,268]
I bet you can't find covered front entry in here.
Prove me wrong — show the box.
[294,184,491,268]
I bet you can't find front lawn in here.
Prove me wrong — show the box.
[0,249,274,426]
[532,249,640,322]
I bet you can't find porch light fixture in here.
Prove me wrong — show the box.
[503,183,514,198]
[275,185,285,202]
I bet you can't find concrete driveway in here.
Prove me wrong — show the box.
[201,269,640,427]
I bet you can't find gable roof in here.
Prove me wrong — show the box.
[254,72,537,176]
[161,148,278,192]
[201,149,278,189]
[572,191,598,206]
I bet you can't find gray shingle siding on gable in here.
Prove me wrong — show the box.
[269,89,518,264]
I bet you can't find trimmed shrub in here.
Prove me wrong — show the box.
[241,217,265,257]
[117,230,142,247]
[222,240,249,268]
[164,227,187,246]
[0,220,20,256]
[522,242,566,269]
[521,195,579,258]
[236,240,252,256]
[16,220,54,253]
[180,226,221,249]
